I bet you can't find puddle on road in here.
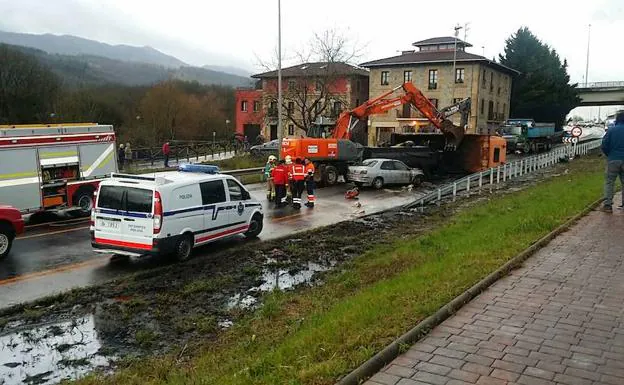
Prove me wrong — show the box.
[227,260,336,310]
[0,315,111,385]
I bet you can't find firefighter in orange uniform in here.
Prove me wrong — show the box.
[304,158,316,208]
[289,158,306,209]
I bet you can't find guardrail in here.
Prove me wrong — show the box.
[128,140,251,165]
[222,167,264,181]
[579,81,624,89]
[404,139,602,210]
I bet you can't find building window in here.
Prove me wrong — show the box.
[429,98,438,108]
[288,124,295,136]
[482,70,486,88]
[315,79,322,91]
[287,101,294,114]
[480,98,485,116]
[356,79,361,92]
[488,100,494,120]
[503,103,506,120]
[288,79,296,89]
[404,70,412,83]
[428,69,438,90]
[269,101,277,116]
[381,71,389,85]
[455,68,465,83]
[356,98,360,107]
[490,72,494,92]
[241,100,248,112]
[253,101,260,112]
[333,101,342,115]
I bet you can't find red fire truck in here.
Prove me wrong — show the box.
[0,123,118,215]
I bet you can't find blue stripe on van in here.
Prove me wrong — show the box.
[98,209,150,218]
[163,205,214,217]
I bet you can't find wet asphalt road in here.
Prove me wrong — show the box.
[0,183,428,309]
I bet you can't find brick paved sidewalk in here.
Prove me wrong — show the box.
[366,201,624,385]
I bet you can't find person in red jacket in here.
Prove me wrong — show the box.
[162,142,171,168]
[289,158,306,209]
[271,159,288,208]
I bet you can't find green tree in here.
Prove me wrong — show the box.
[499,27,580,128]
[0,44,61,124]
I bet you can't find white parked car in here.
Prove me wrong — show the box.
[91,164,263,261]
[347,158,425,189]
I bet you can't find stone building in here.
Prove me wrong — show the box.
[251,62,369,142]
[361,37,519,145]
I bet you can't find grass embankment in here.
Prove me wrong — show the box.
[79,156,605,385]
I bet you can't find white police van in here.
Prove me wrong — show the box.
[90,164,263,260]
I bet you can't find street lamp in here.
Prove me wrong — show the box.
[277,0,283,159]
[452,24,463,101]
[585,24,591,87]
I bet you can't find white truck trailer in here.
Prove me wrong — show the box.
[0,123,118,214]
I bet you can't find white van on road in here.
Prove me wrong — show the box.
[90,165,263,260]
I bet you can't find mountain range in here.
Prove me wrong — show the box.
[0,31,253,88]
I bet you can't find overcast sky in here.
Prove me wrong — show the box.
[1,0,622,117]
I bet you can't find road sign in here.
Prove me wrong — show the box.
[571,126,583,137]
[563,137,579,144]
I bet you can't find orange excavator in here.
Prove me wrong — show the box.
[281,82,506,185]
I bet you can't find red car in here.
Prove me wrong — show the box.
[0,205,24,259]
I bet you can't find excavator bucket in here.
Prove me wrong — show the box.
[440,120,465,150]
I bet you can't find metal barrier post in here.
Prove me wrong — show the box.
[466,176,471,194]
[503,164,507,181]
[452,182,457,201]
[497,166,501,184]
[490,168,494,185]
[437,188,441,203]
[478,172,483,190]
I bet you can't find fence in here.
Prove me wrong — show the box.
[129,140,248,165]
[404,139,602,210]
[580,81,624,89]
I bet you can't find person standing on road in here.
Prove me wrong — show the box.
[162,141,171,168]
[304,158,316,208]
[118,143,125,170]
[289,158,306,209]
[124,142,132,168]
[272,159,288,208]
[263,155,277,202]
[285,155,293,203]
[600,111,624,213]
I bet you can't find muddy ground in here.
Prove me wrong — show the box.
[0,155,592,384]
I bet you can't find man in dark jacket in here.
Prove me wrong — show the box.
[600,111,624,212]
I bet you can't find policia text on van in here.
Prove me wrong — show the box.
[90,164,264,261]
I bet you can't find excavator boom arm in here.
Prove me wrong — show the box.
[332,82,466,148]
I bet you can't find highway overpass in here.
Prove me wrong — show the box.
[578,81,624,106]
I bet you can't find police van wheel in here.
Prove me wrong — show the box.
[245,214,263,238]
[174,234,194,261]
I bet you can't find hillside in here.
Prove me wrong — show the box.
[5,44,253,88]
[0,30,186,68]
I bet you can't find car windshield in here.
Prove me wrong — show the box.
[359,160,378,167]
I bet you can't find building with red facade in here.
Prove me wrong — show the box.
[234,87,264,142]
[250,62,369,143]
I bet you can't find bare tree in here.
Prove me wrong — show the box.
[257,29,365,135]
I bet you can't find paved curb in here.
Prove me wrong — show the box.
[336,196,604,385]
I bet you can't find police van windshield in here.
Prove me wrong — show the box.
[98,186,153,213]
